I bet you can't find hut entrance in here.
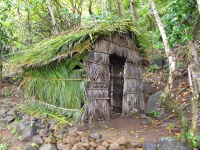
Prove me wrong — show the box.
[109,54,126,113]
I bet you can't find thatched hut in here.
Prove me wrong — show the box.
[13,21,149,122]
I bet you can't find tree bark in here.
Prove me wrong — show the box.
[0,43,3,83]
[187,40,199,138]
[197,0,200,13]
[17,0,26,45]
[46,0,58,35]
[26,0,32,44]
[88,0,93,15]
[130,0,137,21]
[117,0,123,18]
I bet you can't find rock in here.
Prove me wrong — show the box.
[16,121,27,134]
[142,140,156,150]
[7,109,15,115]
[39,128,53,137]
[23,145,37,150]
[102,141,109,147]
[77,131,85,137]
[39,144,57,150]
[57,140,72,150]
[145,91,162,115]
[141,118,148,125]
[150,54,165,67]
[71,143,86,150]
[2,115,15,124]
[81,137,89,143]
[44,135,56,144]
[96,139,104,145]
[54,131,64,138]
[109,143,121,150]
[90,133,101,140]
[140,114,148,119]
[0,109,7,118]
[90,142,97,148]
[156,137,189,150]
[82,142,91,149]
[22,126,37,142]
[116,136,128,147]
[68,130,78,136]
[63,136,80,145]
[96,145,107,150]
[32,135,44,147]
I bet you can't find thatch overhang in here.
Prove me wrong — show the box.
[13,21,149,69]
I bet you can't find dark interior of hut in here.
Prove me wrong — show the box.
[109,54,126,114]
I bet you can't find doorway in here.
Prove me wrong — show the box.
[109,54,126,113]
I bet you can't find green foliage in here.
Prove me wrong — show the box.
[186,132,200,148]
[0,143,8,150]
[24,65,87,109]
[19,100,83,123]
[149,110,161,118]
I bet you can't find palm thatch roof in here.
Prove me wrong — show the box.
[13,21,149,68]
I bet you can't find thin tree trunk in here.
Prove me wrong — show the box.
[0,43,3,83]
[46,0,58,35]
[26,0,32,44]
[103,0,108,17]
[88,0,93,15]
[187,40,199,138]
[197,0,200,13]
[17,0,26,45]
[150,0,188,142]
[130,0,137,21]
[117,0,123,18]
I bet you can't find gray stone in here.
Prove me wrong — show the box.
[142,140,156,150]
[7,109,15,115]
[145,91,162,115]
[90,133,102,140]
[32,135,44,147]
[0,109,7,118]
[39,144,57,150]
[141,118,148,125]
[23,145,37,150]
[156,137,189,150]
[109,143,121,150]
[22,125,37,142]
[71,143,86,150]
[2,115,15,123]
[150,54,165,67]
[16,121,27,134]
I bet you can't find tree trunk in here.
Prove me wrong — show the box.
[103,0,108,17]
[46,0,58,35]
[88,0,93,15]
[187,40,199,138]
[17,0,26,45]
[130,0,137,21]
[197,0,200,13]
[150,0,188,142]
[117,0,123,18]
[0,43,3,83]
[26,0,32,45]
